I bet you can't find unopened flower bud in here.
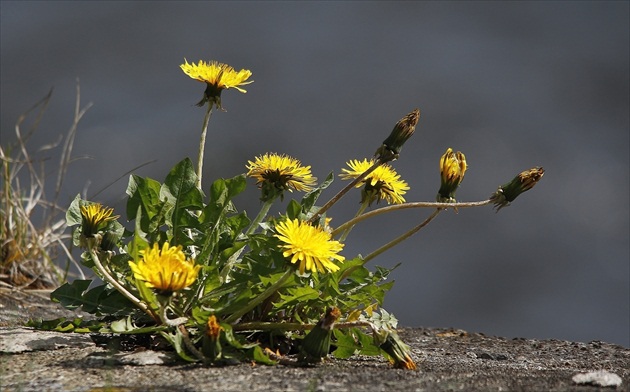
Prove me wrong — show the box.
[202,315,224,360]
[437,148,467,203]
[299,307,341,364]
[375,109,420,163]
[379,330,417,370]
[491,167,545,211]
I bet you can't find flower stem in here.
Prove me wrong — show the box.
[338,200,370,242]
[232,320,375,332]
[219,199,276,283]
[362,208,442,264]
[87,241,159,322]
[332,199,492,237]
[246,199,275,236]
[196,104,214,189]
[224,268,294,324]
[308,160,382,224]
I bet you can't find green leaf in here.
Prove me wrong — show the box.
[332,329,359,359]
[301,172,334,213]
[286,200,301,220]
[161,330,200,363]
[126,174,162,220]
[274,286,320,309]
[197,175,247,267]
[27,317,106,333]
[66,194,83,226]
[160,158,204,243]
[246,345,276,365]
[50,280,92,310]
[50,280,135,316]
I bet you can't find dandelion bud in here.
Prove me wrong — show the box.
[202,315,224,360]
[437,148,467,203]
[491,167,545,211]
[379,330,417,370]
[375,109,420,163]
[298,307,341,364]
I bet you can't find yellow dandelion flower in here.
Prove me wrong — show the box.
[437,148,467,203]
[247,153,316,201]
[80,203,119,237]
[128,242,201,294]
[180,59,253,108]
[275,219,345,275]
[340,159,409,205]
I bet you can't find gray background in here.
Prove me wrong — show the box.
[1,1,628,346]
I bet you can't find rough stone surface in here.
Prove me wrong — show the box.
[1,289,628,391]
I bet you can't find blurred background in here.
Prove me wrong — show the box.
[1,1,628,346]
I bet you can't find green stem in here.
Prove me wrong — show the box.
[246,199,275,236]
[338,200,370,242]
[224,268,294,324]
[307,160,383,224]
[332,199,492,237]
[363,209,442,264]
[232,320,374,332]
[219,199,276,283]
[88,241,159,322]
[196,104,214,189]
[338,208,444,283]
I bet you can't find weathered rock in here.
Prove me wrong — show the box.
[1,290,629,391]
[0,327,94,353]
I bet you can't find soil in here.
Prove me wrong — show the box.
[1,288,628,391]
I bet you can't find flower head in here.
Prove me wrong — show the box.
[375,109,420,163]
[247,153,316,201]
[275,219,345,275]
[128,242,201,294]
[340,159,409,205]
[80,203,119,238]
[180,59,253,108]
[437,148,467,203]
[379,330,417,370]
[491,167,545,211]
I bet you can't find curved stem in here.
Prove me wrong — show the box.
[88,241,159,322]
[224,268,294,324]
[332,199,492,237]
[308,161,382,224]
[338,200,370,242]
[160,307,189,327]
[362,208,442,264]
[196,104,214,189]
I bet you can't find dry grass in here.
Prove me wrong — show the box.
[1,85,89,289]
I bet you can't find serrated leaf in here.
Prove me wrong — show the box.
[126,174,162,223]
[51,280,92,310]
[332,329,358,359]
[301,172,334,213]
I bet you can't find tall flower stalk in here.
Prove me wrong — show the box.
[180,59,253,188]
